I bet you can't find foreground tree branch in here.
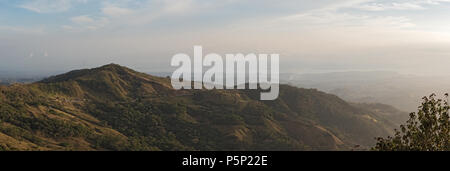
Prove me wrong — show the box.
[373,94,450,151]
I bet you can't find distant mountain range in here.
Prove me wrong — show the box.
[281,71,450,112]
[0,64,407,150]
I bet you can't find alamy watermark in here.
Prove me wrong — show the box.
[171,46,279,100]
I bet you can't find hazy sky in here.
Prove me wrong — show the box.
[1,0,450,75]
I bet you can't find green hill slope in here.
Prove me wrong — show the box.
[0,64,405,150]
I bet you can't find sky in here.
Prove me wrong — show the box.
[1,0,450,75]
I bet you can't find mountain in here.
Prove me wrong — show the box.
[0,64,406,151]
[280,71,450,112]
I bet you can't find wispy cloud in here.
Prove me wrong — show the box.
[358,2,425,11]
[84,0,207,29]
[354,0,450,11]
[280,11,415,31]
[102,6,134,17]
[280,0,417,30]
[19,0,88,13]
[161,0,194,14]
[71,15,95,24]
[0,25,45,34]
[64,15,109,31]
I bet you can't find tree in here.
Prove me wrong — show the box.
[373,94,450,151]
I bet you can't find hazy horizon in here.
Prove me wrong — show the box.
[2,0,450,76]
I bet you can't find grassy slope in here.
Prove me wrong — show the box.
[0,64,403,151]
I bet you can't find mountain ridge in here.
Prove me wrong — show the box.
[0,64,406,150]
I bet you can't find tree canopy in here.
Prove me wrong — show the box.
[373,94,450,151]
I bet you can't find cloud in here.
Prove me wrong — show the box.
[102,6,133,17]
[61,25,75,30]
[279,0,417,30]
[354,0,450,11]
[0,25,45,34]
[280,11,415,30]
[162,0,194,14]
[94,0,201,27]
[71,15,95,24]
[357,2,426,11]
[63,16,109,32]
[19,0,88,13]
